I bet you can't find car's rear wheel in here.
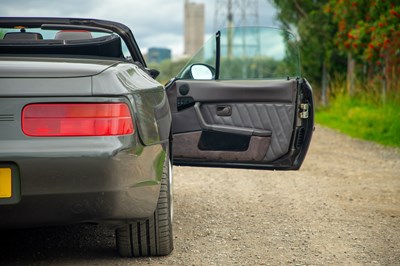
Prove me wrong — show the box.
[115,151,173,257]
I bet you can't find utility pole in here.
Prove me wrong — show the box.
[214,0,261,76]
[214,0,260,30]
[227,0,233,60]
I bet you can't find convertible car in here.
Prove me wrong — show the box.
[0,17,313,257]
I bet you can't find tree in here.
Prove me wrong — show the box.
[269,0,346,104]
[326,0,400,96]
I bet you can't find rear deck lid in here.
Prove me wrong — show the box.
[0,57,116,78]
[0,57,118,96]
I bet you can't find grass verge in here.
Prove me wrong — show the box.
[316,94,400,148]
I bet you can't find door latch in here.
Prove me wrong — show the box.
[299,103,309,119]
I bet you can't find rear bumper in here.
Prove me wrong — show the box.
[0,136,166,228]
[0,189,159,228]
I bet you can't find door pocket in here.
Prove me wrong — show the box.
[173,131,271,162]
[198,131,250,151]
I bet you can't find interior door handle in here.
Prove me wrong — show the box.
[194,102,271,137]
[216,105,232,116]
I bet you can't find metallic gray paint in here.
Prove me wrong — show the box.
[0,143,165,228]
[0,77,92,96]
[0,57,117,78]
[0,57,172,227]
[0,57,172,145]
[92,62,172,145]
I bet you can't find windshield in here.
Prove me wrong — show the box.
[178,27,300,80]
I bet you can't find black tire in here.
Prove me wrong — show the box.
[115,152,173,257]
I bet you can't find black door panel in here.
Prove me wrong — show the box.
[175,79,296,103]
[169,79,297,164]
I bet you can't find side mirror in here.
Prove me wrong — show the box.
[179,63,215,80]
[190,64,214,80]
[147,68,160,79]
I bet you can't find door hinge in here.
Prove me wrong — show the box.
[299,103,309,119]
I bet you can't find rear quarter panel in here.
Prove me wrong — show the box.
[93,63,172,145]
[0,58,172,226]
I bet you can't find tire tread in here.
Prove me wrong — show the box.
[115,152,173,257]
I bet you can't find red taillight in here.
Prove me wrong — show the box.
[22,103,134,137]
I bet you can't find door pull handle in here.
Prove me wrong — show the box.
[216,106,232,116]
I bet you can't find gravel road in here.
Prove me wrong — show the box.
[1,126,399,265]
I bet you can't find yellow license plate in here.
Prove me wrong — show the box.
[0,168,12,198]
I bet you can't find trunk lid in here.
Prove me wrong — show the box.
[0,57,118,96]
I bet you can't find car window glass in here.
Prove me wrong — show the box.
[177,27,300,80]
[177,35,216,78]
[219,27,300,80]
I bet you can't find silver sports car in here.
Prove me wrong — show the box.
[0,17,313,257]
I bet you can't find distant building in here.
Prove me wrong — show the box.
[147,47,172,63]
[184,0,205,56]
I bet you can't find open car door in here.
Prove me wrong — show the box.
[166,27,313,170]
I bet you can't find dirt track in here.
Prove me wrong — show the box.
[1,126,399,265]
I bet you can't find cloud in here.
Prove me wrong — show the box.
[1,0,184,55]
[1,0,100,17]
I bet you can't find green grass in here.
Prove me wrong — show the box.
[316,94,400,147]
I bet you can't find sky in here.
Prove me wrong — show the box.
[1,0,279,57]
